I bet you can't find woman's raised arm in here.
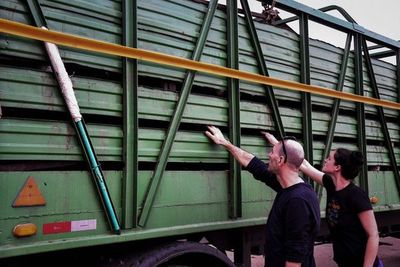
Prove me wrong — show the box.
[300,159,324,185]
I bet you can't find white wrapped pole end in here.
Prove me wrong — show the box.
[41,26,82,122]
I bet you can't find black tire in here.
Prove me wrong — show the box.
[125,241,236,267]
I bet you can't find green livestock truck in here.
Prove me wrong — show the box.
[0,0,399,266]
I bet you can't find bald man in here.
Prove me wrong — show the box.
[205,126,320,267]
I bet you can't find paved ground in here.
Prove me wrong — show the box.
[314,236,400,267]
[231,236,400,267]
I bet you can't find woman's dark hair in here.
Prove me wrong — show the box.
[334,148,364,180]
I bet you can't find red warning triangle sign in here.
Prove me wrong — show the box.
[13,176,46,207]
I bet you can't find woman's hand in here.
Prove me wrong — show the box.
[261,131,279,146]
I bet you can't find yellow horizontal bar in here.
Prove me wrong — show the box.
[1,18,400,110]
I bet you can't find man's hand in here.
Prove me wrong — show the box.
[205,125,254,167]
[205,125,230,146]
[261,131,279,146]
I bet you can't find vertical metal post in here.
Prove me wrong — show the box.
[138,0,218,227]
[227,0,241,219]
[234,229,252,267]
[353,33,368,191]
[397,49,400,137]
[122,0,138,228]
[397,49,400,109]
[299,12,313,178]
[240,0,285,139]
[397,49,400,189]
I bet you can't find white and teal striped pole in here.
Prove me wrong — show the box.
[43,30,121,234]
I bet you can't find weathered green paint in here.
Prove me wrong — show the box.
[0,118,122,161]
[0,171,122,242]
[227,0,241,219]
[316,33,352,199]
[25,0,121,233]
[0,170,270,258]
[0,66,122,116]
[398,49,400,124]
[138,0,219,227]
[2,1,398,111]
[240,0,285,138]
[1,217,268,259]
[26,0,47,27]
[362,38,400,193]
[1,115,399,164]
[322,33,352,156]
[122,0,138,229]
[1,0,400,260]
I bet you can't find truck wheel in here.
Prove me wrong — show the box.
[105,241,236,267]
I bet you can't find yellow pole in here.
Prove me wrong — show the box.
[1,18,400,110]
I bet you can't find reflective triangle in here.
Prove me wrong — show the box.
[13,176,46,207]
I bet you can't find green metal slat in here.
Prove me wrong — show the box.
[1,0,121,72]
[138,0,219,227]
[3,0,398,101]
[122,0,138,229]
[40,0,121,22]
[0,118,122,160]
[144,85,399,139]
[354,33,368,192]
[2,117,396,164]
[299,13,313,180]
[362,38,400,194]
[0,66,122,116]
[240,0,285,139]
[227,0,241,219]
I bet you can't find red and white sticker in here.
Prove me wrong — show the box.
[43,219,96,235]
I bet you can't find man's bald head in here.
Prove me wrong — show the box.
[279,139,304,168]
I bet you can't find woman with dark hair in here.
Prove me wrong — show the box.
[264,133,379,267]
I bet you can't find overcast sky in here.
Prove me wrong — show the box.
[290,0,400,41]
[247,0,400,39]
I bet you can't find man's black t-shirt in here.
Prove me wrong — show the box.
[247,157,320,267]
[322,174,372,266]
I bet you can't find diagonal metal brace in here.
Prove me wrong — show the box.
[138,0,219,227]
[240,0,285,139]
